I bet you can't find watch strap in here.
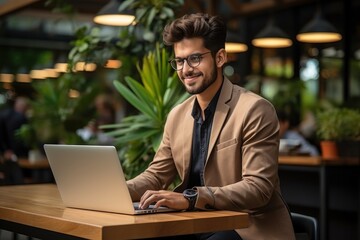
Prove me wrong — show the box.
[183,188,197,211]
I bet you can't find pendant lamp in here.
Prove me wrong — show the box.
[225,31,248,53]
[252,18,292,48]
[93,0,135,26]
[296,9,342,43]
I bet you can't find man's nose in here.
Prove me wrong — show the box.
[182,60,193,72]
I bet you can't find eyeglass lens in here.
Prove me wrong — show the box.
[170,52,210,71]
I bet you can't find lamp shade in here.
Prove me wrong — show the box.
[296,10,342,43]
[252,19,292,48]
[93,0,135,26]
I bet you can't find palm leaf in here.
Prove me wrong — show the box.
[124,76,157,114]
[113,80,157,119]
[102,43,188,179]
[114,129,160,144]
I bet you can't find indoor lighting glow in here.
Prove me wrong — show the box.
[296,9,342,43]
[30,69,60,79]
[16,74,31,83]
[225,42,248,53]
[30,70,46,79]
[74,62,97,72]
[252,19,292,48]
[93,0,135,26]
[105,59,122,69]
[0,74,14,83]
[55,63,69,73]
[68,89,80,98]
[252,38,293,48]
[44,69,60,78]
[297,33,342,43]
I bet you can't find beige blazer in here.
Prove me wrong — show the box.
[127,78,296,240]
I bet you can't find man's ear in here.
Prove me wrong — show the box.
[216,48,227,67]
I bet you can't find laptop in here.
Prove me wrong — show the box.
[44,144,176,215]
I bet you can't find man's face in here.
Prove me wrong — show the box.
[173,38,217,95]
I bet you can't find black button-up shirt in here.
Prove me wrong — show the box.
[187,88,221,188]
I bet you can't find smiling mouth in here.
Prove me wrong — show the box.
[184,75,200,85]
[183,73,202,81]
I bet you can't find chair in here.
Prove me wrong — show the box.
[291,212,318,240]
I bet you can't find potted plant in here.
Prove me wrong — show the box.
[316,107,360,159]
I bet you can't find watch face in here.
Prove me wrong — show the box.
[184,189,197,197]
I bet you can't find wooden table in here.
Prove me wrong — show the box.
[278,155,360,240]
[17,158,53,183]
[279,155,359,166]
[0,184,249,240]
[18,158,50,169]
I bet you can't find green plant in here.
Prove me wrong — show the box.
[316,108,360,141]
[67,0,184,68]
[17,73,100,148]
[101,44,189,179]
[118,0,184,48]
[68,27,115,68]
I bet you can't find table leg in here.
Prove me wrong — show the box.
[319,166,327,240]
[358,171,360,240]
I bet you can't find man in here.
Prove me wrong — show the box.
[0,96,29,184]
[127,13,295,240]
[0,96,30,160]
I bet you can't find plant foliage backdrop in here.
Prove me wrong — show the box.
[68,0,185,69]
[42,0,186,179]
[18,73,100,149]
[101,45,189,179]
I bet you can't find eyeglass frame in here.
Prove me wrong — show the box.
[168,51,212,71]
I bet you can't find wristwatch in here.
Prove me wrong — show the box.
[183,188,198,211]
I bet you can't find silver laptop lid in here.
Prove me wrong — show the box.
[44,144,136,214]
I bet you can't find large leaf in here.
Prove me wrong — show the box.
[102,43,188,180]
[114,129,160,145]
[113,80,157,119]
[124,77,157,115]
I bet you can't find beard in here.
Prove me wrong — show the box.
[181,62,218,94]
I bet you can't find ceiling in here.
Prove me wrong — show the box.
[0,0,357,51]
[0,0,318,19]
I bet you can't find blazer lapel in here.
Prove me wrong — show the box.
[206,78,232,161]
[181,97,196,179]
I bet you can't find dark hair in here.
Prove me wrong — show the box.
[277,108,300,129]
[163,13,226,54]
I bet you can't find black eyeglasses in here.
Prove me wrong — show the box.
[168,52,211,71]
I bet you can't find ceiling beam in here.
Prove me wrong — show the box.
[208,0,220,16]
[224,0,315,18]
[0,0,41,16]
[180,0,206,15]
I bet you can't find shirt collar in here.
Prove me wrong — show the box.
[191,82,222,121]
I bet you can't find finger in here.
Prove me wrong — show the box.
[154,198,168,208]
[140,191,160,209]
[139,190,152,204]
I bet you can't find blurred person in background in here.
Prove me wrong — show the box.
[0,96,30,160]
[0,96,30,184]
[277,109,319,156]
[77,94,116,145]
